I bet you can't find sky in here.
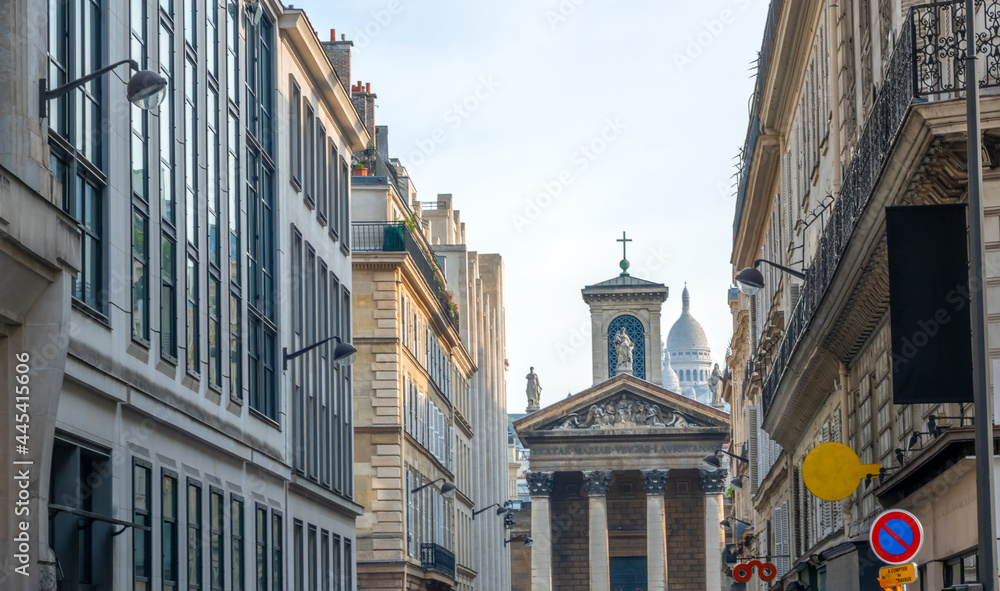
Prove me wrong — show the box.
[292,0,772,412]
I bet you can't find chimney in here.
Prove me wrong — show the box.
[375,126,389,161]
[350,82,376,134]
[321,29,353,94]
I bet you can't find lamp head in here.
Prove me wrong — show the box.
[441,482,457,499]
[907,431,920,451]
[735,266,765,296]
[524,537,533,547]
[702,453,722,472]
[730,477,744,490]
[497,505,509,515]
[720,518,732,531]
[333,340,358,366]
[127,70,168,109]
[895,448,905,467]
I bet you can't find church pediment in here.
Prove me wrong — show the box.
[513,373,729,436]
[541,391,702,430]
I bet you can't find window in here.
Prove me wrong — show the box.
[321,531,330,591]
[160,16,178,360]
[271,511,283,591]
[341,288,353,497]
[228,110,242,402]
[332,535,342,591]
[318,125,328,223]
[226,0,239,104]
[246,14,278,421]
[187,257,200,375]
[304,105,315,205]
[255,505,268,591]
[309,526,317,591]
[607,315,645,379]
[50,152,105,312]
[231,496,245,591]
[290,80,301,187]
[344,538,352,590]
[329,142,340,240]
[944,550,979,587]
[133,460,152,591]
[339,159,350,249]
[210,488,224,591]
[131,0,150,341]
[49,439,113,589]
[188,480,203,590]
[163,471,179,591]
[294,521,303,591]
[208,85,222,389]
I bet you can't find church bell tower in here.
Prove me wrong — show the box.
[581,233,669,385]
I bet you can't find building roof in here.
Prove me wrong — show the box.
[584,274,666,290]
[667,285,710,353]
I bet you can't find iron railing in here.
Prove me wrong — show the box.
[420,543,456,579]
[351,222,459,329]
[760,1,1000,419]
[733,0,783,240]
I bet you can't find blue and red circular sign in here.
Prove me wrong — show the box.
[869,509,923,564]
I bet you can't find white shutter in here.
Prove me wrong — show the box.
[773,506,783,576]
[832,412,845,531]
[748,407,760,494]
[780,501,791,575]
[821,424,833,537]
[794,467,805,558]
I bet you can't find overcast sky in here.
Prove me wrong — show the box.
[292,0,771,412]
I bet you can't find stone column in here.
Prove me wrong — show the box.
[642,469,670,591]
[700,468,727,591]
[584,470,613,591]
[526,472,554,591]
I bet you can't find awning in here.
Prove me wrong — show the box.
[48,504,151,537]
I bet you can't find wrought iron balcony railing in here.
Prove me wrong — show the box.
[351,222,459,330]
[420,543,456,579]
[759,1,1000,420]
[732,0,783,240]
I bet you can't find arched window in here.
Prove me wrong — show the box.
[607,315,646,380]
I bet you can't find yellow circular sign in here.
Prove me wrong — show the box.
[802,442,881,501]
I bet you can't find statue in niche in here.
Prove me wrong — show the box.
[525,367,542,411]
[613,327,634,373]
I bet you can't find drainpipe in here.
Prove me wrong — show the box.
[838,361,853,530]
[828,0,844,196]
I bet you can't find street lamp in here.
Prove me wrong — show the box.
[472,502,509,520]
[702,449,749,472]
[720,518,752,531]
[730,475,750,490]
[39,59,167,118]
[734,259,806,296]
[283,336,357,370]
[504,535,532,547]
[410,478,456,499]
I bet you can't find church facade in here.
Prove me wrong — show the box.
[513,263,730,591]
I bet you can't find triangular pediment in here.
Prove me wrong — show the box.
[513,374,729,435]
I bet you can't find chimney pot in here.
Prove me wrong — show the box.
[330,29,336,41]
[341,34,346,41]
[366,83,371,93]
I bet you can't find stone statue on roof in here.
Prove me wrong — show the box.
[526,367,541,412]
[613,327,634,375]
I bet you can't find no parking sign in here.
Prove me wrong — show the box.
[869,509,924,565]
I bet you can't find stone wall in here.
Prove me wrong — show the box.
[551,472,590,591]
[664,470,706,591]
[509,508,532,591]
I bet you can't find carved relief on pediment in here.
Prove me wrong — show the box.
[546,392,697,430]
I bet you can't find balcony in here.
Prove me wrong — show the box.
[758,1,1000,440]
[351,222,459,329]
[732,0,783,241]
[420,543,456,579]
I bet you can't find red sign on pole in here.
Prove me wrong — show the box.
[869,509,923,565]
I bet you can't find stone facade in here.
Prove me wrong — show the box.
[727,1,1000,589]
[514,374,730,591]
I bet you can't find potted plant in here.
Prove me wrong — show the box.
[352,162,368,176]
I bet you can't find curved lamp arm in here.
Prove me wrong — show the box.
[40,59,139,117]
[754,258,806,280]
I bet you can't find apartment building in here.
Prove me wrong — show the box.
[726,1,1000,589]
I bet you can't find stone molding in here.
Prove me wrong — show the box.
[583,470,613,496]
[699,468,727,494]
[641,469,670,495]
[526,471,554,497]
[547,392,693,430]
